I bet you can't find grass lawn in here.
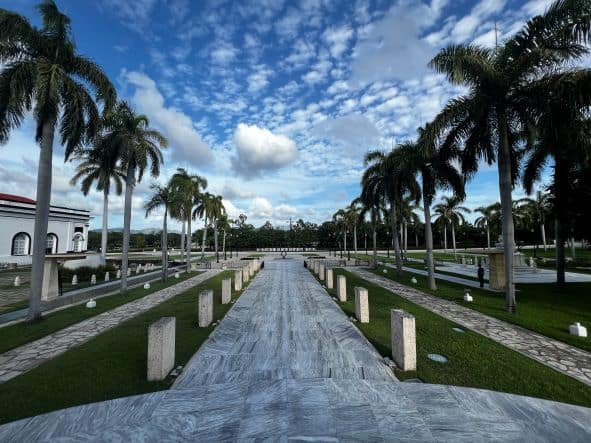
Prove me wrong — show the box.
[0,271,199,354]
[319,269,591,407]
[0,270,248,424]
[364,266,591,353]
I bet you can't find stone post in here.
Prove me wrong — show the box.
[390,309,416,371]
[355,287,369,323]
[234,269,243,291]
[116,270,121,279]
[104,272,110,282]
[198,289,214,327]
[243,267,249,284]
[337,275,347,302]
[319,263,325,281]
[14,276,20,287]
[72,275,78,285]
[221,278,232,304]
[326,268,333,289]
[90,274,96,285]
[147,317,176,381]
[248,261,255,277]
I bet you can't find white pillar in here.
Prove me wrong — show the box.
[234,269,243,291]
[390,309,416,371]
[147,317,176,381]
[243,266,249,283]
[221,278,231,304]
[355,287,369,323]
[198,289,214,327]
[104,272,110,282]
[325,268,333,289]
[319,264,325,281]
[337,275,347,302]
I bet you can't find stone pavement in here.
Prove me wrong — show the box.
[2,257,591,441]
[0,270,220,383]
[350,267,591,387]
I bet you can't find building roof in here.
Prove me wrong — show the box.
[0,193,36,204]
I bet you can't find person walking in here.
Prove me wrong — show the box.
[477,263,485,288]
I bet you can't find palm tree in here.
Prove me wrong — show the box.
[70,144,124,263]
[171,168,207,271]
[398,195,421,256]
[195,192,214,260]
[208,195,225,263]
[359,182,384,268]
[395,134,465,290]
[347,199,363,257]
[474,203,499,249]
[218,214,232,259]
[433,196,470,258]
[0,1,116,320]
[428,0,591,312]
[98,102,167,293]
[332,209,347,258]
[145,182,174,282]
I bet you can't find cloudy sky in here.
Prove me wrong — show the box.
[1,0,564,231]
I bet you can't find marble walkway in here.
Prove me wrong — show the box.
[0,270,220,383]
[349,267,591,387]
[2,258,591,441]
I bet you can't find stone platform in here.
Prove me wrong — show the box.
[1,258,590,441]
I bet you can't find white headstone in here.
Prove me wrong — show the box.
[319,264,325,281]
[127,268,131,277]
[147,317,176,381]
[86,299,96,308]
[104,272,110,282]
[411,277,417,284]
[144,283,151,290]
[234,270,243,291]
[221,278,232,304]
[72,274,78,285]
[13,276,20,287]
[136,265,142,274]
[243,267,249,284]
[354,287,369,323]
[391,309,416,371]
[90,274,96,285]
[337,275,347,302]
[174,272,180,279]
[570,322,588,337]
[325,268,333,289]
[116,270,121,279]
[198,289,214,327]
[463,290,473,302]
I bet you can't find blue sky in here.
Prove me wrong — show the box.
[1,0,564,230]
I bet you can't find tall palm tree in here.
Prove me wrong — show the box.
[398,195,421,255]
[195,192,214,260]
[359,183,384,268]
[428,0,591,312]
[395,134,465,290]
[332,209,348,257]
[98,102,167,293]
[171,168,207,271]
[145,182,174,281]
[433,196,470,258]
[208,195,225,263]
[474,203,499,249]
[70,144,124,263]
[218,214,232,258]
[0,1,116,320]
[347,199,363,257]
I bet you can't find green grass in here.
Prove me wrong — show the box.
[0,271,199,354]
[365,266,591,353]
[321,269,591,407]
[0,270,248,425]
[520,247,591,260]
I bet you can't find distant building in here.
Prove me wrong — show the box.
[0,193,90,265]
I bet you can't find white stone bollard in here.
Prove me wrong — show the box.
[144,283,151,290]
[90,274,97,285]
[72,274,78,285]
[319,264,325,281]
[337,275,347,302]
[136,265,142,274]
[174,272,180,279]
[243,267,249,284]
[143,264,147,273]
[14,276,20,287]
[116,270,121,279]
[86,299,96,308]
[355,287,369,323]
[104,272,110,282]
[249,261,255,277]
[391,309,416,371]
[147,317,176,381]
[570,322,588,337]
[198,289,214,327]
[234,270,243,291]
[411,277,418,284]
[463,290,473,302]
[326,268,334,289]
[221,278,232,304]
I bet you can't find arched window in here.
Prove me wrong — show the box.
[46,233,58,254]
[73,233,84,252]
[11,232,31,256]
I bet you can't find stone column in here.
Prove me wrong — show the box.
[243,266,249,283]
[325,268,334,289]
[249,261,255,277]
[337,275,347,302]
[147,317,176,381]
[319,264,325,281]
[221,278,232,304]
[355,287,369,323]
[198,289,214,327]
[234,270,243,291]
[390,309,416,371]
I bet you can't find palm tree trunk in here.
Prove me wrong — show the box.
[404,220,408,254]
[423,193,437,291]
[343,229,347,259]
[186,216,192,272]
[121,165,135,294]
[353,223,358,256]
[27,120,55,321]
[487,223,491,249]
[100,190,109,264]
[214,222,219,262]
[541,224,547,252]
[497,112,517,312]
[451,223,457,258]
[222,229,226,256]
[554,154,569,286]
[390,201,403,275]
[571,237,576,260]
[372,215,378,268]
[443,223,447,252]
[162,207,168,282]
[201,221,208,259]
[180,221,186,265]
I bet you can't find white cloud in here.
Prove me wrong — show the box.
[232,124,297,178]
[122,70,214,165]
[247,65,273,93]
[312,114,381,157]
[323,25,354,58]
[211,42,238,64]
[222,181,255,200]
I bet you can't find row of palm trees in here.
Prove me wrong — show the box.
[353,0,591,313]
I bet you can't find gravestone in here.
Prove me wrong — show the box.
[116,270,121,279]
[198,289,214,327]
[90,274,96,285]
[147,317,176,381]
[221,278,231,304]
[72,275,78,285]
[337,275,347,302]
[104,272,110,282]
[234,270,242,291]
[355,287,369,323]
[243,267,249,284]
[319,264,325,281]
[326,268,334,289]
[13,276,20,287]
[390,309,416,371]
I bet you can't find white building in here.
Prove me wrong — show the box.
[0,193,90,265]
